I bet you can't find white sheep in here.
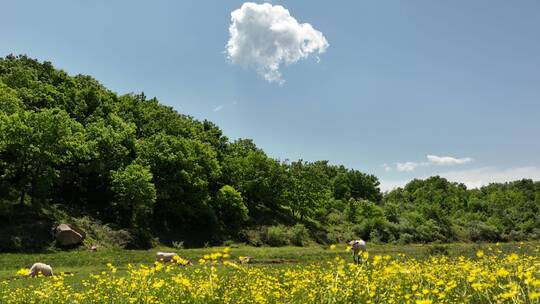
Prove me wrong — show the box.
[348,239,366,264]
[28,263,54,277]
[155,251,178,263]
[239,256,252,264]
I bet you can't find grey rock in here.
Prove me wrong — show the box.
[55,224,85,246]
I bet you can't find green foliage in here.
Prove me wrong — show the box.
[427,244,450,256]
[240,228,264,247]
[0,55,538,250]
[284,160,332,220]
[465,221,501,242]
[382,177,540,243]
[0,107,88,205]
[289,224,311,246]
[213,185,248,234]
[0,81,22,114]
[221,139,287,210]
[265,225,290,247]
[70,216,133,250]
[111,163,156,227]
[240,224,311,247]
[334,169,382,202]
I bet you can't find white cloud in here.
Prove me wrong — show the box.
[226,2,329,84]
[396,162,419,172]
[379,166,540,192]
[427,154,473,166]
[382,163,392,172]
[213,105,224,112]
[391,154,472,172]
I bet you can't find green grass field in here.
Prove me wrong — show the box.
[1,241,539,290]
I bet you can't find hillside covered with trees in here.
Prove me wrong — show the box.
[1,55,539,251]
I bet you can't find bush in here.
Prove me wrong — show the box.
[128,228,157,249]
[240,229,263,247]
[325,225,356,244]
[73,216,132,250]
[108,230,133,249]
[289,224,310,246]
[313,230,330,244]
[213,185,249,233]
[326,212,343,225]
[467,221,501,242]
[265,225,290,247]
[428,244,450,256]
[529,228,540,240]
[504,230,527,241]
[223,240,234,247]
[415,220,447,243]
[369,230,384,244]
[398,233,414,245]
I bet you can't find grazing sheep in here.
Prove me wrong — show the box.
[155,252,178,263]
[239,256,252,264]
[348,240,367,264]
[28,263,53,277]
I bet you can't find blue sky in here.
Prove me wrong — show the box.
[1,0,539,190]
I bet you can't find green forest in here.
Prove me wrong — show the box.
[1,55,539,251]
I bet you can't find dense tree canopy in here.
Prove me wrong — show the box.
[0,55,538,250]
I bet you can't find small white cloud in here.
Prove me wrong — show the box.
[226,2,329,84]
[380,166,540,192]
[391,154,472,173]
[382,163,392,172]
[396,162,419,172]
[213,105,224,112]
[427,154,473,166]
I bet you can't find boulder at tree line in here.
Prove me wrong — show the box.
[55,224,85,247]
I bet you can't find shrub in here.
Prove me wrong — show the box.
[529,228,540,240]
[325,225,356,244]
[326,212,343,225]
[428,244,450,256]
[128,228,156,249]
[466,221,501,242]
[313,230,330,244]
[73,216,132,249]
[223,240,235,247]
[265,225,290,247]
[289,224,311,246]
[415,220,447,243]
[240,229,263,247]
[504,230,527,241]
[369,230,384,244]
[213,185,249,233]
[108,229,133,249]
[398,233,414,245]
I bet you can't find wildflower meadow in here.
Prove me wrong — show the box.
[1,245,539,304]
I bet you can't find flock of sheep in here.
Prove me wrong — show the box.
[24,240,367,278]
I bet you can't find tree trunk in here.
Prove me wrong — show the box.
[19,189,26,205]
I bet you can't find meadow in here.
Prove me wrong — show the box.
[1,242,539,303]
